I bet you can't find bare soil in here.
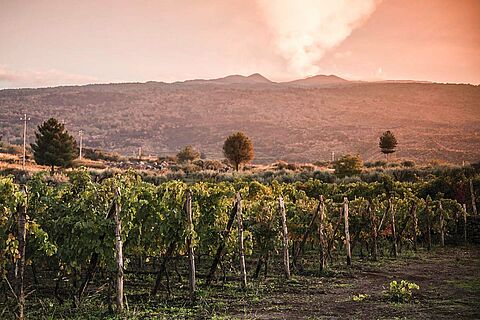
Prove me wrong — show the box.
[212,246,480,319]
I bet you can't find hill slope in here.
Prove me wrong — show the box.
[0,77,479,164]
[286,74,349,86]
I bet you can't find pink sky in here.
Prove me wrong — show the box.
[0,0,479,88]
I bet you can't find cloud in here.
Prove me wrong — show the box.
[256,0,381,76]
[0,65,98,88]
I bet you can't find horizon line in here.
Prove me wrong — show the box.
[1,73,479,90]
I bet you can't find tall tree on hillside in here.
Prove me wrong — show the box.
[379,130,398,161]
[223,132,254,171]
[31,118,77,174]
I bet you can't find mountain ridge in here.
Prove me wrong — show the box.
[3,73,476,91]
[0,79,478,165]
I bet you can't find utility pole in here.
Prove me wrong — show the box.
[20,114,30,169]
[79,130,84,159]
[331,151,335,162]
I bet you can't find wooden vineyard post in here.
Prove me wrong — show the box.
[425,200,432,251]
[412,203,418,252]
[390,199,398,258]
[368,201,378,261]
[17,186,27,320]
[470,179,477,216]
[113,187,124,313]
[236,193,247,289]
[278,197,291,279]
[463,204,468,244]
[206,201,238,285]
[319,196,326,271]
[343,197,352,266]
[439,201,445,247]
[469,179,477,216]
[185,190,196,301]
[294,200,320,267]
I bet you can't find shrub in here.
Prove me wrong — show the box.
[313,160,331,168]
[177,145,200,163]
[352,294,370,302]
[365,160,387,168]
[312,170,336,183]
[387,280,419,303]
[387,162,401,168]
[203,160,226,171]
[83,148,123,162]
[0,142,24,155]
[300,164,315,172]
[334,154,363,177]
[274,161,288,170]
[181,163,202,173]
[286,163,299,171]
[402,160,416,167]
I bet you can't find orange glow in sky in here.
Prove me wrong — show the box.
[0,0,479,88]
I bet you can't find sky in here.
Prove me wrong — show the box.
[0,0,479,88]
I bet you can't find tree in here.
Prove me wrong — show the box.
[223,132,254,171]
[31,118,77,174]
[379,130,398,161]
[177,145,200,163]
[334,154,363,177]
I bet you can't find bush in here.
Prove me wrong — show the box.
[286,163,299,171]
[177,145,200,163]
[83,148,123,162]
[300,164,315,172]
[203,160,226,171]
[401,160,416,167]
[313,160,331,168]
[182,163,202,173]
[274,161,288,170]
[387,162,401,168]
[365,160,387,168]
[312,170,336,183]
[334,154,363,177]
[352,294,370,302]
[387,280,419,303]
[0,142,24,155]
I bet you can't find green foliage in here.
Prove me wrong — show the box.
[0,169,474,310]
[31,118,78,173]
[0,141,24,155]
[352,293,370,302]
[177,145,200,163]
[334,154,363,177]
[401,160,416,167]
[379,130,398,155]
[388,280,420,303]
[0,176,56,276]
[223,132,254,171]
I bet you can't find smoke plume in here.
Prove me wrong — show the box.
[257,0,381,76]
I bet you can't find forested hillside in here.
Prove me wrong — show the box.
[1,78,479,163]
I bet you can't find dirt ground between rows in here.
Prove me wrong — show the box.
[220,246,480,320]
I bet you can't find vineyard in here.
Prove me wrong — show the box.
[1,168,479,319]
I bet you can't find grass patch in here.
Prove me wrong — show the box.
[446,277,480,293]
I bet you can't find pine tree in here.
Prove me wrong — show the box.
[31,118,77,174]
[379,130,398,161]
[223,132,254,171]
